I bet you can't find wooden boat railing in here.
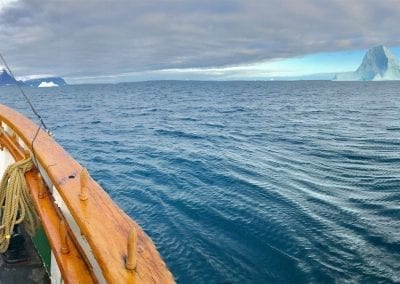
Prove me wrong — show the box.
[0,104,174,283]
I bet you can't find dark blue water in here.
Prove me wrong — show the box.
[1,81,400,283]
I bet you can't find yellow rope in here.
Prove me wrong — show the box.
[0,156,38,252]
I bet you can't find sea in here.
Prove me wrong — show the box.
[1,81,399,283]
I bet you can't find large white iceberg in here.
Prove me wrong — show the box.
[38,81,59,88]
[334,45,400,81]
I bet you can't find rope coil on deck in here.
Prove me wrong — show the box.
[0,156,38,252]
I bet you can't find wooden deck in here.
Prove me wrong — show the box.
[0,104,174,283]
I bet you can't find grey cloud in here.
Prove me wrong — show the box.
[1,0,400,81]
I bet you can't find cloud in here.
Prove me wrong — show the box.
[0,0,17,10]
[1,0,400,81]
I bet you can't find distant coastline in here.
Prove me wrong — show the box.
[2,45,399,85]
[0,69,67,87]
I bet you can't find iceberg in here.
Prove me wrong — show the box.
[334,45,400,81]
[24,76,67,87]
[38,81,59,88]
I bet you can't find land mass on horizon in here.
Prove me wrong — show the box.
[1,46,400,84]
[0,69,67,87]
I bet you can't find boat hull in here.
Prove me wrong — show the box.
[0,104,174,283]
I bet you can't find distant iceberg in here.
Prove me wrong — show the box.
[38,81,59,88]
[27,77,66,87]
[334,45,400,81]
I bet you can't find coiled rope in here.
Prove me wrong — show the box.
[0,156,38,252]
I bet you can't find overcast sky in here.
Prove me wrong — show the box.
[1,0,400,83]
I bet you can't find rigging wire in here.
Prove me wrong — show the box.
[0,53,51,134]
[0,53,52,165]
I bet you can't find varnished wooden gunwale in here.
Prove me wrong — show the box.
[0,104,174,283]
[0,130,95,283]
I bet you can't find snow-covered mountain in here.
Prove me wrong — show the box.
[334,45,400,81]
[0,68,18,85]
[0,68,67,86]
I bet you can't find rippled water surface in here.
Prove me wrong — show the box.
[1,81,400,283]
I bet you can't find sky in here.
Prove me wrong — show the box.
[1,0,400,83]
